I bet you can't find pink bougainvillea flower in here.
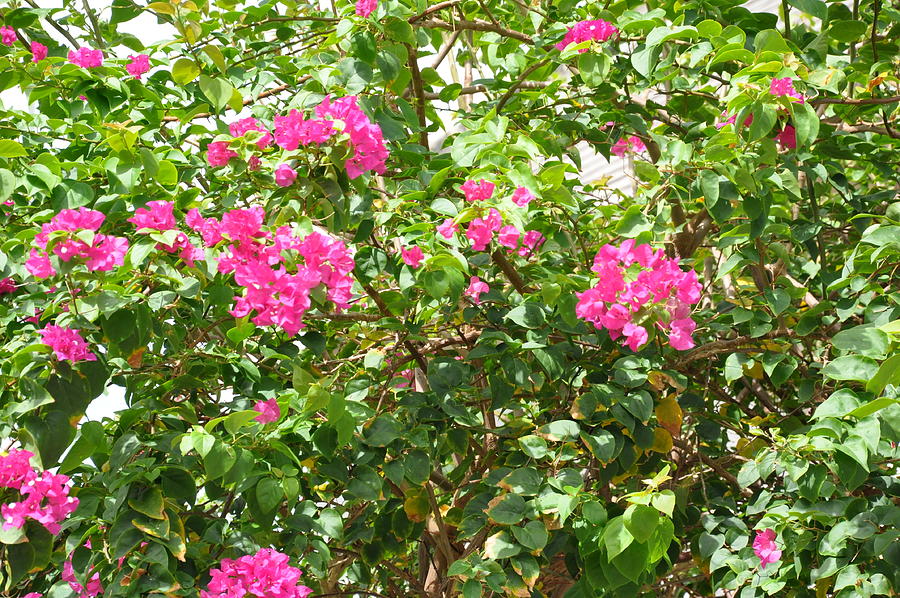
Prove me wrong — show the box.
[465,276,489,305]
[129,200,176,231]
[316,95,389,179]
[30,41,48,62]
[62,555,103,598]
[611,135,647,157]
[38,325,97,363]
[67,47,103,68]
[401,246,424,268]
[0,277,16,295]
[275,163,298,187]
[518,230,545,257]
[274,109,334,150]
[461,179,495,202]
[556,19,618,52]
[715,111,754,129]
[498,225,520,250]
[200,548,313,598]
[2,469,80,535]
[576,241,702,351]
[230,117,273,149]
[437,218,459,239]
[25,249,55,278]
[466,208,503,251]
[775,125,797,149]
[0,26,16,47]
[0,450,34,490]
[253,398,281,424]
[22,593,42,598]
[769,77,804,102]
[126,53,150,79]
[26,207,127,277]
[355,0,378,18]
[511,186,534,207]
[752,529,782,569]
[394,368,414,389]
[206,141,238,167]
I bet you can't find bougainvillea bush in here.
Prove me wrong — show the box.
[0,0,898,596]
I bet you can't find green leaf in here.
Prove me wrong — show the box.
[623,504,659,543]
[792,101,820,147]
[199,75,235,112]
[0,139,27,158]
[833,325,890,358]
[0,168,16,201]
[486,493,526,525]
[512,520,549,552]
[866,354,900,396]
[171,58,201,84]
[255,477,284,513]
[538,420,580,442]
[603,516,634,560]
[518,435,549,459]
[363,414,401,446]
[580,430,616,462]
[748,102,777,140]
[484,530,520,559]
[129,486,166,520]
[578,52,610,86]
[822,355,879,382]
[506,303,546,328]
[786,0,827,19]
[157,160,178,186]
[651,491,676,517]
[499,468,542,496]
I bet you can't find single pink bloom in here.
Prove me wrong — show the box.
[356,0,378,17]
[229,117,273,149]
[275,163,298,187]
[0,26,16,47]
[498,225,520,249]
[437,218,458,239]
[38,325,97,363]
[517,230,545,257]
[622,322,648,352]
[126,54,150,79]
[0,277,16,294]
[668,318,697,350]
[752,529,782,569]
[556,19,618,52]
[401,246,424,268]
[769,77,804,102]
[67,47,103,68]
[394,368,414,389]
[25,249,55,279]
[775,125,797,149]
[129,200,176,231]
[511,187,534,207]
[611,135,646,157]
[206,141,238,167]
[31,41,48,62]
[461,179,495,202]
[465,276,489,304]
[253,398,281,424]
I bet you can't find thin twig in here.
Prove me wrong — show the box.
[414,18,532,44]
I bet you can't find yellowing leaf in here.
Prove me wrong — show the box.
[650,428,673,453]
[404,490,429,522]
[655,396,683,438]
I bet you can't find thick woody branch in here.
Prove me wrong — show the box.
[811,94,900,106]
[491,249,532,295]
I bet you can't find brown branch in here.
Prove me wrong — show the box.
[430,30,460,70]
[162,82,297,122]
[24,0,79,47]
[811,94,900,106]
[496,58,551,112]
[408,0,461,23]
[823,116,900,138]
[304,312,384,322]
[672,330,795,369]
[405,43,429,147]
[491,249,532,295]
[414,18,533,44]
[362,283,428,371]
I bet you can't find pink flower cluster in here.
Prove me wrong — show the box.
[775,124,796,149]
[465,276,489,304]
[63,555,103,598]
[401,246,424,268]
[461,179,495,202]
[463,208,545,256]
[39,325,97,362]
[752,529,782,569]
[201,548,313,598]
[68,47,103,68]
[31,41,47,62]
[511,186,534,207]
[556,19,618,52]
[209,96,388,181]
[126,54,150,79]
[129,200,203,266]
[316,96,389,179]
[437,219,459,239]
[253,398,281,424]
[183,206,355,336]
[769,77,803,103]
[0,277,15,294]
[0,449,79,535]
[1,25,16,46]
[611,135,646,158]
[356,0,378,17]
[575,240,701,351]
[25,207,129,279]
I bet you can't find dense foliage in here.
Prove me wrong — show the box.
[1,0,899,597]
